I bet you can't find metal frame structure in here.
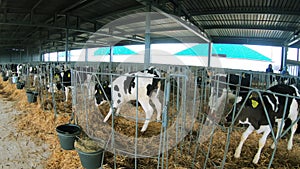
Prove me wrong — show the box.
[0,0,299,62]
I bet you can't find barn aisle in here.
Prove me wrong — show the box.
[0,78,84,169]
[0,97,49,168]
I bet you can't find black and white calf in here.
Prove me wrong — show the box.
[61,69,73,102]
[47,66,73,102]
[95,66,162,132]
[226,84,300,164]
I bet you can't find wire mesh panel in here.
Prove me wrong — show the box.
[71,63,300,168]
[73,63,205,168]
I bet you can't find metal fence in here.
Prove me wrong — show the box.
[72,63,300,168]
[2,61,300,168]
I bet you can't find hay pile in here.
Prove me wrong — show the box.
[1,76,300,168]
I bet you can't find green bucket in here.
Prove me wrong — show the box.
[76,148,104,169]
[26,91,38,103]
[16,82,25,89]
[56,124,81,150]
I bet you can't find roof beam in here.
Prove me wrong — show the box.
[189,7,300,16]
[202,24,296,32]
[212,36,286,46]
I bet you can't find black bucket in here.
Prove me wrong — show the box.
[16,82,25,89]
[56,124,81,150]
[76,148,104,169]
[2,76,8,81]
[26,91,38,103]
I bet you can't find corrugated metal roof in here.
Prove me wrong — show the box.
[0,0,299,58]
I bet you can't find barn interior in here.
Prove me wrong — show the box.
[0,0,300,169]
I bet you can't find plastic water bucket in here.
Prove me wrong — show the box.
[76,148,104,169]
[56,124,81,150]
[16,82,24,89]
[12,76,18,84]
[26,91,38,103]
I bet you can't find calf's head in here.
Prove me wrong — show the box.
[95,80,111,105]
[226,97,261,128]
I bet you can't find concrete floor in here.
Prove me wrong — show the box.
[0,98,50,169]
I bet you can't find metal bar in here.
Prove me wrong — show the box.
[144,3,151,69]
[134,75,139,169]
[161,76,171,168]
[208,42,212,67]
[151,6,210,43]
[65,28,69,62]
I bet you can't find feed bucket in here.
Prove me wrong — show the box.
[26,91,38,103]
[56,124,81,150]
[76,148,104,169]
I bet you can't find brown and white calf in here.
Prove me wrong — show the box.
[226,84,300,164]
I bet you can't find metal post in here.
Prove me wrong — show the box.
[26,47,29,62]
[57,51,59,62]
[281,45,288,71]
[109,46,113,71]
[19,50,22,63]
[39,43,42,62]
[65,28,69,62]
[297,48,300,77]
[85,47,88,62]
[144,3,151,69]
[208,42,212,67]
[48,52,50,62]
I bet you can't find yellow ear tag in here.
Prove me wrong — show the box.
[68,73,70,77]
[98,90,102,94]
[251,100,259,108]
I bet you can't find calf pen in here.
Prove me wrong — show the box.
[70,63,300,169]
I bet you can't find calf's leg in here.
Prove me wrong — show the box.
[271,118,284,149]
[139,98,153,132]
[64,86,69,101]
[235,125,254,158]
[150,94,162,121]
[287,100,298,150]
[253,126,271,164]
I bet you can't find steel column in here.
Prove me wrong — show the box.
[144,3,151,69]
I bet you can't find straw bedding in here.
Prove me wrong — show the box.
[1,76,300,168]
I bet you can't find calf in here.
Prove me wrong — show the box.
[30,65,39,87]
[61,69,73,101]
[268,74,296,87]
[48,68,73,102]
[95,66,162,132]
[208,73,251,122]
[226,84,300,164]
[17,64,23,77]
